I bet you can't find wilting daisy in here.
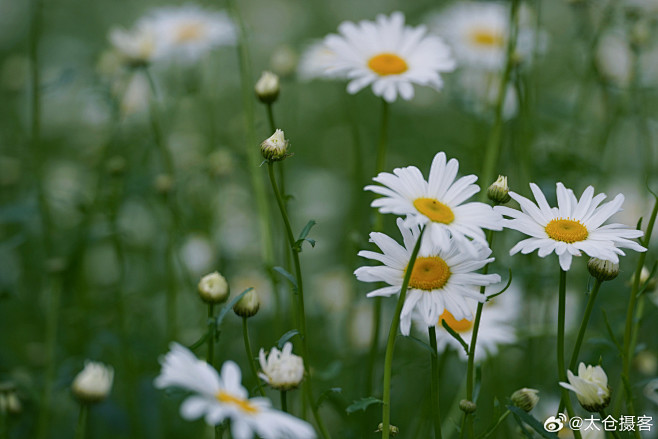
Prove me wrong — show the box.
[429,283,518,360]
[142,5,236,63]
[495,183,646,271]
[355,218,501,335]
[428,2,540,71]
[154,343,316,439]
[366,151,502,256]
[316,11,455,102]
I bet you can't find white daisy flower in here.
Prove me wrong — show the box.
[559,363,611,412]
[109,22,157,66]
[365,151,503,256]
[429,283,518,361]
[495,182,646,271]
[142,5,236,63]
[318,11,456,102]
[354,218,501,336]
[154,343,316,439]
[258,342,305,391]
[297,41,341,81]
[428,2,541,71]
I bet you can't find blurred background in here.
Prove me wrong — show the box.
[0,0,657,437]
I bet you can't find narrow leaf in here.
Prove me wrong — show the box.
[405,334,436,357]
[273,266,298,290]
[441,320,469,355]
[346,397,383,414]
[188,332,209,351]
[487,268,513,301]
[276,330,299,349]
[298,220,317,241]
[316,387,342,407]
[216,287,252,327]
[507,405,558,439]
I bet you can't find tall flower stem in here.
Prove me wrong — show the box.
[264,104,287,207]
[428,326,443,439]
[207,304,216,366]
[620,195,657,435]
[280,390,288,413]
[227,0,277,305]
[463,230,495,437]
[480,0,520,198]
[557,268,582,439]
[74,404,88,439]
[381,226,426,439]
[242,317,265,397]
[366,99,390,396]
[266,161,331,439]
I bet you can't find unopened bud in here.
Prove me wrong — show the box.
[487,175,511,204]
[72,361,114,404]
[260,129,290,162]
[375,423,399,436]
[254,71,280,104]
[198,271,229,304]
[233,289,260,318]
[459,399,477,414]
[631,266,656,292]
[587,258,619,282]
[511,388,539,412]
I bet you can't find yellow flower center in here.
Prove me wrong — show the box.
[438,310,473,333]
[408,257,451,291]
[469,28,505,47]
[216,391,259,414]
[175,22,203,43]
[545,218,589,243]
[413,198,455,224]
[367,53,408,76]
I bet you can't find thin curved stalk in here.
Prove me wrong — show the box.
[242,317,265,397]
[428,326,443,439]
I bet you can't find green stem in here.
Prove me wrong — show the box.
[265,162,331,439]
[481,410,510,439]
[242,317,265,397]
[557,268,582,439]
[464,230,495,436]
[280,390,288,413]
[381,226,426,439]
[428,326,443,439]
[366,98,390,397]
[480,0,520,199]
[74,404,88,439]
[208,304,215,366]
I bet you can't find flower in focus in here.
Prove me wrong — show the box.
[559,363,611,412]
[260,129,290,162]
[366,151,502,256]
[233,288,260,318]
[143,5,236,63]
[198,271,229,304]
[109,22,157,67]
[510,388,539,412]
[314,11,456,102]
[154,343,316,438]
[495,182,646,271]
[254,71,280,104]
[355,218,501,335]
[72,361,114,403]
[430,283,518,360]
[258,342,304,391]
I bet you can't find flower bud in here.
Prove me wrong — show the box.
[487,175,511,204]
[233,289,260,318]
[375,423,399,436]
[587,258,619,282]
[560,363,610,412]
[198,271,230,304]
[511,388,539,412]
[72,361,114,404]
[459,399,477,414]
[631,266,656,292]
[254,71,280,104]
[258,342,304,390]
[260,129,290,162]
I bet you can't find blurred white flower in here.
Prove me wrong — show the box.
[72,361,114,403]
[312,11,456,102]
[270,45,298,77]
[457,69,518,119]
[596,32,634,87]
[181,235,215,276]
[430,283,518,361]
[119,71,151,117]
[560,363,611,412]
[297,41,341,81]
[154,343,316,438]
[258,342,304,391]
[355,218,501,336]
[109,22,157,66]
[143,5,236,63]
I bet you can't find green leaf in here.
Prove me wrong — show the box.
[487,269,513,301]
[441,320,469,355]
[507,405,558,439]
[404,334,436,357]
[316,387,342,407]
[273,266,298,291]
[276,329,299,348]
[215,287,252,328]
[346,397,383,414]
[298,220,317,241]
[187,332,209,351]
